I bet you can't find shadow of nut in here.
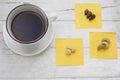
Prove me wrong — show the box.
[97,44,106,50]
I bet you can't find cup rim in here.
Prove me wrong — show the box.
[6,4,49,44]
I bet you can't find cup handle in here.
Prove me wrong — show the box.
[47,13,58,22]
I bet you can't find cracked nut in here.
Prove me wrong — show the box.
[102,38,110,44]
[66,49,72,55]
[67,46,76,53]
[86,11,92,18]
[66,46,76,55]
[89,14,96,20]
[97,38,110,50]
[84,9,96,21]
[84,9,89,15]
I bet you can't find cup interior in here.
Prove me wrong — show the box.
[6,4,48,44]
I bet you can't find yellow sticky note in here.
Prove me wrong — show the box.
[75,3,102,28]
[56,38,84,66]
[90,32,118,59]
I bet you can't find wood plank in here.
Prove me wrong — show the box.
[0,38,120,78]
[33,0,119,11]
[52,21,120,47]
[55,48,120,78]
[101,78,120,80]
[0,0,119,11]
[0,78,101,80]
[0,47,56,78]
[1,21,120,47]
[0,78,120,80]
[0,30,120,78]
[55,79,120,80]
[0,2,119,21]
[55,6,120,21]
[0,31,55,78]
[0,0,117,5]
[0,0,120,79]
[0,3,56,21]
[0,21,4,32]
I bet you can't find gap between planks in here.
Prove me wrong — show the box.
[0,77,119,79]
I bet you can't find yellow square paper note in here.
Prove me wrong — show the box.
[90,32,118,59]
[56,38,84,66]
[75,3,102,28]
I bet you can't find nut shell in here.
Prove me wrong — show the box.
[84,9,89,15]
[102,38,110,44]
[87,11,92,18]
[66,49,72,55]
[101,42,109,49]
[89,14,96,20]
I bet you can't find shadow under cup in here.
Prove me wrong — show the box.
[6,4,48,44]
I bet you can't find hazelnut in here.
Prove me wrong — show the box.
[84,9,96,21]
[66,46,76,55]
[97,38,110,50]
[89,14,96,20]
[84,9,89,15]
[87,11,92,18]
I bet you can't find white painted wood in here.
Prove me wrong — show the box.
[0,3,56,21]
[0,0,118,5]
[0,22,4,32]
[0,0,120,79]
[0,79,101,80]
[55,49,120,78]
[1,21,120,47]
[55,6,120,21]
[0,41,56,78]
[1,78,120,80]
[0,35,120,78]
[52,79,119,80]
[52,21,120,47]
[0,79,104,80]
[0,1,119,21]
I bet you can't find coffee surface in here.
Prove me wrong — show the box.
[11,11,45,43]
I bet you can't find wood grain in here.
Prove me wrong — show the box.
[0,0,120,79]
[0,36,120,78]
[0,78,119,80]
[0,21,120,47]
[0,1,119,21]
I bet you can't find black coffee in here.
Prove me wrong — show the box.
[11,11,45,43]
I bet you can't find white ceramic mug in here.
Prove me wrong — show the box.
[3,4,57,56]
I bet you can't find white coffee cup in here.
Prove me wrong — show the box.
[3,4,57,56]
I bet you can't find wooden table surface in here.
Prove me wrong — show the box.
[0,0,120,80]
